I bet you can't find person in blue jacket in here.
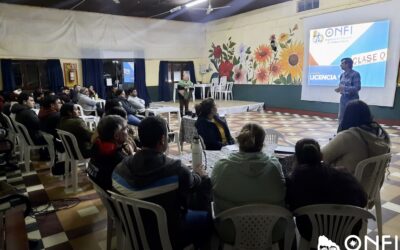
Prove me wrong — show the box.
[195,98,234,150]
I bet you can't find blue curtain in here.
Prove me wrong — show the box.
[186,61,197,83]
[47,60,64,92]
[134,58,151,105]
[1,60,16,92]
[158,61,171,101]
[82,59,105,99]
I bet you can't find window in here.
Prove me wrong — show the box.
[12,60,49,90]
[167,62,190,83]
[297,0,319,12]
[103,60,122,84]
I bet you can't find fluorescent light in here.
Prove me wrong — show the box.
[185,0,207,8]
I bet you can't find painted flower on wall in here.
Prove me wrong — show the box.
[255,67,269,83]
[219,61,234,79]
[254,45,272,63]
[233,66,247,84]
[279,41,304,83]
[208,24,303,85]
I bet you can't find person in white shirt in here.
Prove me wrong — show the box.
[127,87,145,113]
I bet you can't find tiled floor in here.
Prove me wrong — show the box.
[1,109,400,249]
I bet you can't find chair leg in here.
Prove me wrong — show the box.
[24,146,30,172]
[375,193,383,240]
[106,214,113,250]
[64,160,70,190]
[72,160,78,193]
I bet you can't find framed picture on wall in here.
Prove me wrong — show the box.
[63,63,78,88]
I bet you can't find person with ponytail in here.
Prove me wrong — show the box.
[322,100,390,174]
[286,138,367,240]
[194,98,234,150]
[212,123,286,243]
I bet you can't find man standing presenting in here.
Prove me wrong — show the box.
[335,57,361,123]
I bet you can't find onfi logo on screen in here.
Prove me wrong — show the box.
[318,235,399,250]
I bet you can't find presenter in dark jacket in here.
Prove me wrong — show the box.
[195,98,234,150]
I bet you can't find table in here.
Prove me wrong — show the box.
[194,83,211,100]
[145,105,181,124]
[176,146,295,177]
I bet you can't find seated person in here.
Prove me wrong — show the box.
[58,103,93,158]
[177,73,193,116]
[58,87,71,104]
[112,116,211,249]
[38,95,63,152]
[88,85,98,99]
[126,87,145,113]
[11,92,46,145]
[212,123,286,243]
[322,100,390,174]
[115,89,141,126]
[88,115,134,190]
[286,138,368,240]
[195,98,234,150]
[78,87,97,112]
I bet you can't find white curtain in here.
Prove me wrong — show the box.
[0,3,206,59]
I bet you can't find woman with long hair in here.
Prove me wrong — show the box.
[322,100,390,173]
[287,138,367,240]
[58,103,93,158]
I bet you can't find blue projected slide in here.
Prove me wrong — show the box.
[123,62,135,83]
[308,20,390,87]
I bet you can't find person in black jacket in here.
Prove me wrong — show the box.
[286,138,368,240]
[11,93,46,145]
[195,98,234,150]
[38,95,64,153]
[112,116,211,249]
[115,89,141,126]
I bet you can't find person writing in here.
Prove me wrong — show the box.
[335,57,361,123]
[177,73,193,116]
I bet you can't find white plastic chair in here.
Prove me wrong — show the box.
[209,78,219,99]
[14,122,55,172]
[215,76,227,100]
[221,82,234,101]
[109,191,174,250]
[264,128,295,148]
[354,153,391,240]
[75,104,99,131]
[293,204,375,250]
[56,129,89,193]
[212,204,295,250]
[88,177,125,250]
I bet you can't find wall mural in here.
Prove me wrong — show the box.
[208,24,304,85]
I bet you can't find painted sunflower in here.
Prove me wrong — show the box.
[255,67,269,83]
[279,42,304,80]
[254,45,272,63]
